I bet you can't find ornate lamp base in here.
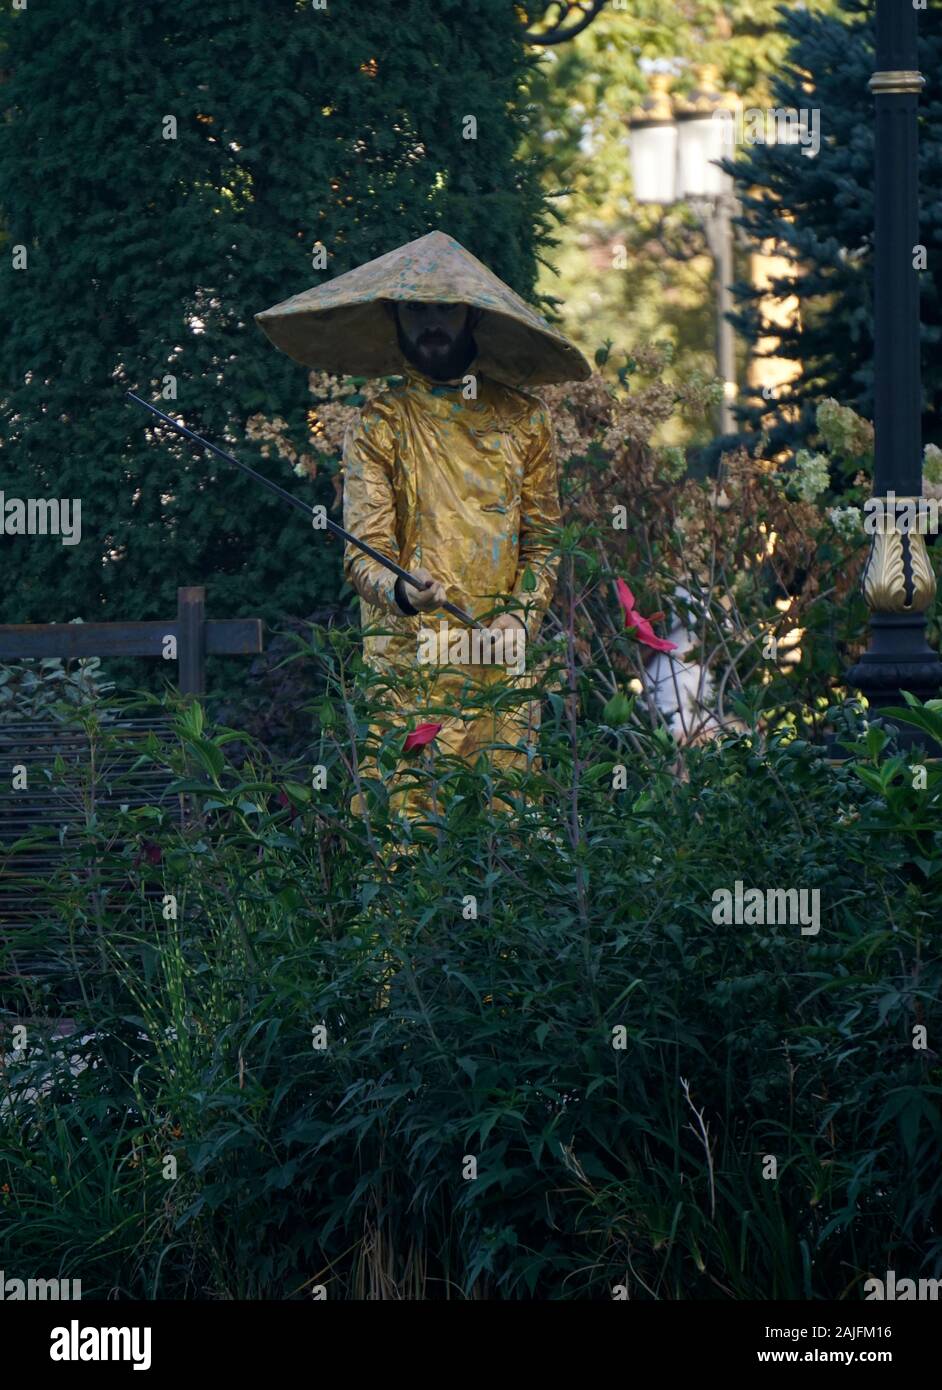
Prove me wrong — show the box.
[840,497,942,753]
[846,613,942,705]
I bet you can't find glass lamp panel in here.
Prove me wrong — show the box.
[676,114,734,199]
[629,122,678,204]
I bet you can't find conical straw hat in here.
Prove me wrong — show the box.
[255,229,591,388]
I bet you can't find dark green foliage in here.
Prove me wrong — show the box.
[0,0,550,635]
[725,0,942,462]
[3,633,939,1299]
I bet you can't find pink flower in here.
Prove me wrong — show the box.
[615,579,677,654]
[403,722,442,752]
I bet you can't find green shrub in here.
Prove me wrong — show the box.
[1,630,939,1300]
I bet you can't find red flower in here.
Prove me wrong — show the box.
[403,722,442,752]
[615,579,677,654]
[133,840,163,869]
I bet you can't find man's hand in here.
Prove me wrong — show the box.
[398,567,448,613]
[488,613,526,636]
[486,612,526,668]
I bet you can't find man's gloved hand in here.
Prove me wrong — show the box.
[487,612,526,660]
[395,567,448,614]
[487,613,525,636]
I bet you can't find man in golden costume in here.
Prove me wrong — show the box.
[256,230,590,818]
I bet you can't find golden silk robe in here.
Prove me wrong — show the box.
[341,361,561,816]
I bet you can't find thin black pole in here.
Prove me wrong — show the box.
[126,391,482,630]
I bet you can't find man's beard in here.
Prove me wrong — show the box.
[397,325,475,382]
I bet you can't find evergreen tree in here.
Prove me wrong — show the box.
[0,0,550,637]
[725,0,942,469]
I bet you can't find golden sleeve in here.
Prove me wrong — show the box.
[511,404,562,641]
[341,402,405,616]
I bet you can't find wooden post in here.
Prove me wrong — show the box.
[177,586,206,696]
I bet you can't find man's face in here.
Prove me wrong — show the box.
[394,300,476,381]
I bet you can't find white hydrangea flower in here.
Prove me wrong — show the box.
[924,443,942,485]
[791,449,830,502]
[827,505,863,539]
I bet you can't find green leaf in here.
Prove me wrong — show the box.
[865,723,888,761]
[456,1055,478,1081]
[187,737,224,780]
[603,693,634,724]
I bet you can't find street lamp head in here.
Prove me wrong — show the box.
[627,74,678,204]
[674,64,737,201]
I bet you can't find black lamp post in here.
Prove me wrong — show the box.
[846,0,942,737]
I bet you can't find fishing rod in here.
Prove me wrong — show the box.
[126,391,483,630]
